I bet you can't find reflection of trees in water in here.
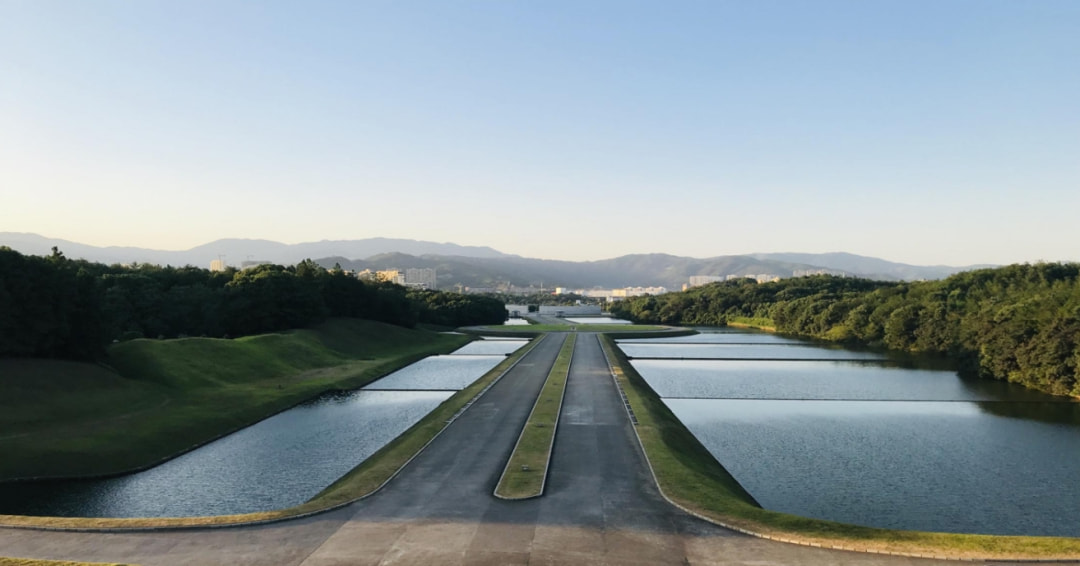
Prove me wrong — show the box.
[976,401,1080,426]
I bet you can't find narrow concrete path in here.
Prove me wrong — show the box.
[1,334,1054,565]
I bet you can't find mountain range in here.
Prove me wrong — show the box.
[0,232,992,290]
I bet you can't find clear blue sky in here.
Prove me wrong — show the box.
[2,0,1077,265]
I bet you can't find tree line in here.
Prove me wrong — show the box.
[0,247,506,360]
[610,264,1080,397]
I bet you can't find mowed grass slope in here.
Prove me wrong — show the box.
[0,335,543,529]
[0,318,470,481]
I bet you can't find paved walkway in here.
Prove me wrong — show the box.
[0,334,1054,565]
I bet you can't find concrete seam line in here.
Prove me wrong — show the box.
[0,334,548,534]
[597,334,1078,564]
[493,333,570,500]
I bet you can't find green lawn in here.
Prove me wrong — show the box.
[0,318,470,481]
[495,333,575,498]
[598,335,1080,560]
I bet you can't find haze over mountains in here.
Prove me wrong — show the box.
[1,232,992,290]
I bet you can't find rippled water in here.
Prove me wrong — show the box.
[622,327,1080,536]
[0,390,452,517]
[564,317,632,324]
[632,359,990,400]
[618,328,804,344]
[362,355,505,390]
[0,343,527,518]
[451,339,528,356]
[619,343,885,361]
[667,398,1080,536]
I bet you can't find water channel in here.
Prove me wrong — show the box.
[0,338,526,518]
[617,328,1080,537]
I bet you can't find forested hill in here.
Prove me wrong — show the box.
[0,247,506,360]
[321,252,981,290]
[611,263,1080,398]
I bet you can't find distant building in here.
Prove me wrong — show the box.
[688,275,725,287]
[792,268,846,278]
[209,259,227,272]
[376,269,406,285]
[538,305,601,316]
[404,267,437,289]
[371,267,437,288]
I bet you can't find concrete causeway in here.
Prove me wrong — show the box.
[0,333,1056,565]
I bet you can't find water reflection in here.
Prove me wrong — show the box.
[362,355,505,390]
[622,328,1080,536]
[0,390,452,517]
[565,317,632,324]
[619,342,886,360]
[665,398,1080,536]
[450,339,527,356]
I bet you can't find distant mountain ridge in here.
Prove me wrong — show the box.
[751,252,994,282]
[0,232,991,289]
[0,233,510,267]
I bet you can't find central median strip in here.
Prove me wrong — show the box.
[494,333,576,499]
[597,334,1080,562]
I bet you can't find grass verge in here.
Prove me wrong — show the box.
[598,334,1080,561]
[0,335,543,530]
[0,319,470,482]
[495,333,575,499]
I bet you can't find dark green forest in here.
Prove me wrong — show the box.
[611,264,1080,397]
[0,247,506,360]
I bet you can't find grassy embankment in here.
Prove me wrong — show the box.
[495,333,575,498]
[0,331,543,530]
[0,318,470,482]
[724,316,777,332]
[598,334,1080,560]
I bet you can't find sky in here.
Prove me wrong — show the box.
[2,1,1078,266]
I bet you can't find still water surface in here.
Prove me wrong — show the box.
[450,339,528,356]
[619,342,886,361]
[0,341,522,518]
[621,329,1080,536]
[565,317,632,324]
[361,355,505,390]
[0,390,452,517]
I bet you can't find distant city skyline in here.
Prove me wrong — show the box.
[3,1,1078,266]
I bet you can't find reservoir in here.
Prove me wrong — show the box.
[617,328,1080,536]
[0,338,523,518]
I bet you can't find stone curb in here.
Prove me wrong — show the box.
[494,333,573,500]
[596,334,1080,565]
[0,335,547,534]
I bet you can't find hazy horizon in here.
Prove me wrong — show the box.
[0,230,1014,268]
[3,1,1077,266]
